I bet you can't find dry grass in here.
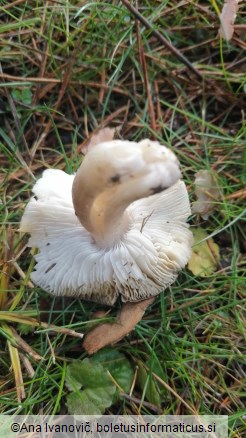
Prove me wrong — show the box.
[0,1,245,436]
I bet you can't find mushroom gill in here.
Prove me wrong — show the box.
[20,139,193,305]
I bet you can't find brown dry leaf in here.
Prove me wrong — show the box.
[80,126,121,154]
[83,297,154,355]
[219,0,241,41]
[192,169,221,220]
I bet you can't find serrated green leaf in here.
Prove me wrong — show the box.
[11,88,32,105]
[65,358,116,415]
[67,391,99,415]
[21,88,32,104]
[66,358,113,390]
[188,227,220,277]
[11,89,22,101]
[92,348,134,393]
[65,365,82,392]
[66,386,114,415]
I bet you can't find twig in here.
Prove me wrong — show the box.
[10,327,42,361]
[121,0,203,80]
[0,311,84,339]
[135,2,156,137]
[0,73,129,95]
[98,45,106,107]
[151,370,197,414]
[120,392,162,414]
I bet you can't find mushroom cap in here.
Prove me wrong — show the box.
[20,140,193,305]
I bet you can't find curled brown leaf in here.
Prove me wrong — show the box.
[79,126,121,155]
[192,169,221,220]
[219,0,241,41]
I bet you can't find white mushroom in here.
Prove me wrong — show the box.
[20,139,193,306]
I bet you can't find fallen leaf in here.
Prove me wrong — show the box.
[83,297,154,354]
[219,0,241,41]
[79,126,121,154]
[188,227,220,277]
[192,169,221,219]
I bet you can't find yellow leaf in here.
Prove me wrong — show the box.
[188,228,220,277]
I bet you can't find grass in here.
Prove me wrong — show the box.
[0,0,245,435]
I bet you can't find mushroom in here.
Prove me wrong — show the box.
[20,139,193,350]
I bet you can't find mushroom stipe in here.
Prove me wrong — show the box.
[20,139,193,351]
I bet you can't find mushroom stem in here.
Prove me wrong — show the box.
[89,173,158,246]
[83,297,155,354]
[72,169,155,247]
[72,140,181,248]
[72,158,133,246]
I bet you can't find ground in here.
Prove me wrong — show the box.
[0,1,245,437]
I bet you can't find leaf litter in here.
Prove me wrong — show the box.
[219,0,242,41]
[188,227,220,277]
[192,169,221,220]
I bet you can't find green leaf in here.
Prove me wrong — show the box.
[66,358,113,389]
[146,355,165,383]
[11,89,22,101]
[65,350,134,414]
[66,386,115,415]
[17,323,34,335]
[136,360,161,407]
[21,88,32,104]
[65,358,116,415]
[188,227,220,277]
[11,88,32,105]
[92,348,134,393]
